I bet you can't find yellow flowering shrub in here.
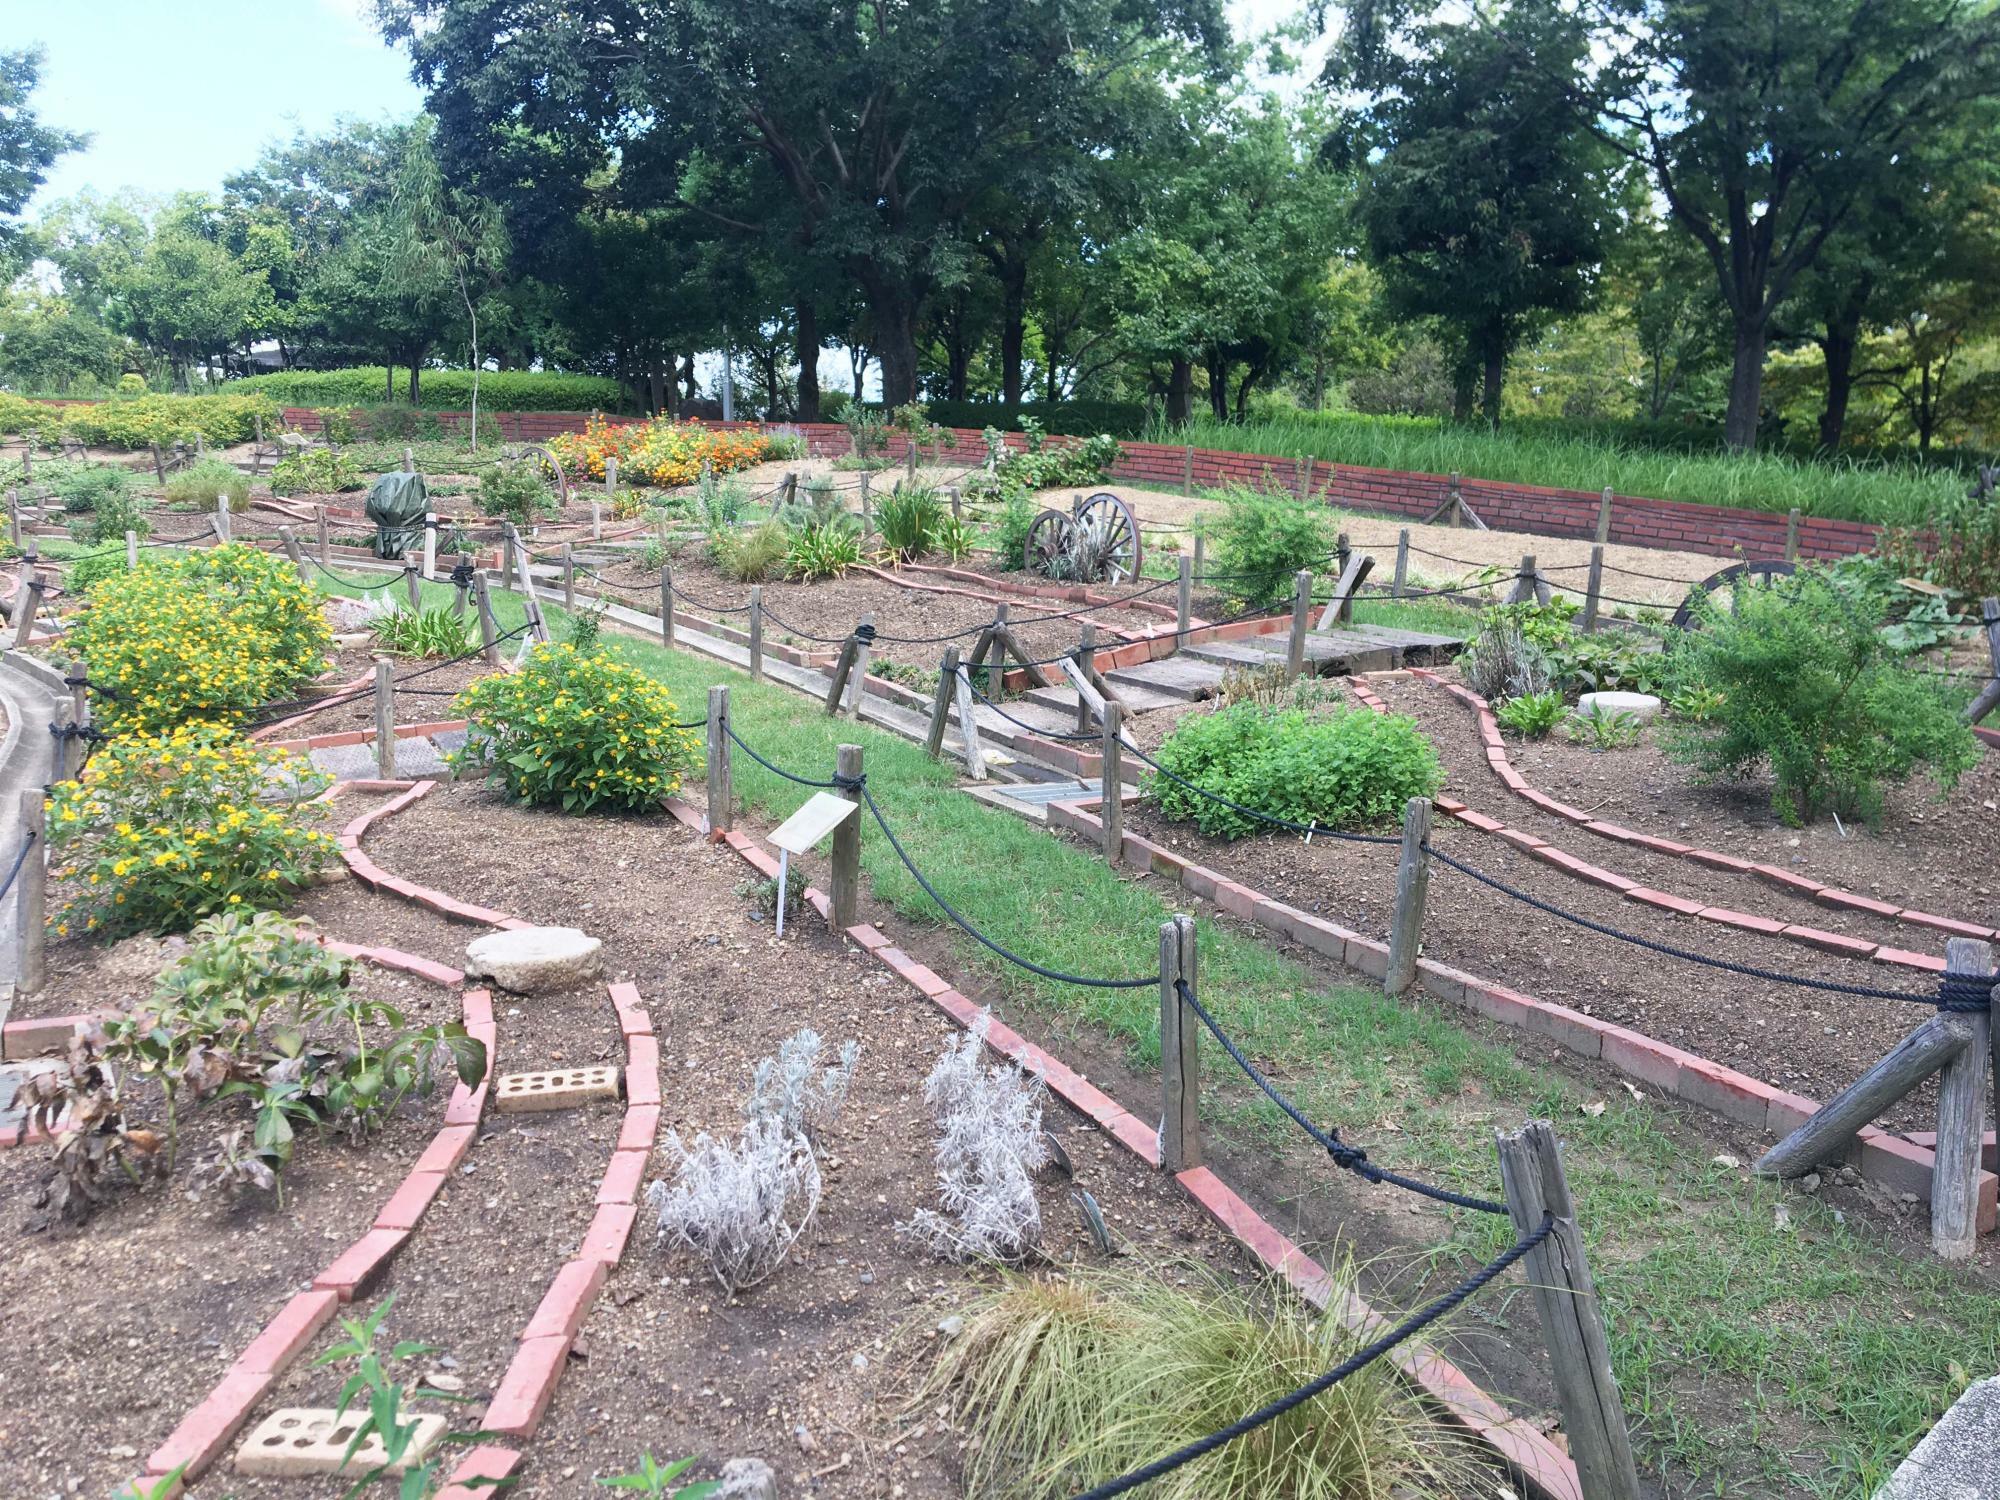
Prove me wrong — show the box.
[46,725,337,936]
[451,643,701,813]
[69,543,330,732]
[549,414,774,489]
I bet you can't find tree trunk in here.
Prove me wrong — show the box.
[795,300,821,422]
[1817,323,1859,452]
[1206,352,1229,420]
[385,360,395,403]
[1723,318,1768,452]
[875,306,920,407]
[408,360,421,406]
[1481,344,1504,430]
[1451,363,1475,423]
[1165,357,1193,425]
[1000,265,1026,407]
[1234,366,1258,418]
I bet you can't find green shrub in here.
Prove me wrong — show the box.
[372,606,475,659]
[270,448,364,497]
[1208,486,1331,608]
[876,485,944,561]
[710,521,788,582]
[451,643,700,812]
[59,392,277,449]
[47,459,133,514]
[925,398,1148,437]
[45,725,337,936]
[479,459,554,524]
[66,548,142,597]
[1496,690,1566,739]
[992,491,1038,571]
[787,520,863,581]
[234,368,630,412]
[1663,571,1979,825]
[936,514,976,564]
[1881,488,2000,598]
[1148,702,1442,839]
[163,458,251,512]
[66,476,150,547]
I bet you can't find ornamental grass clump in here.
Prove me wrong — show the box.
[45,725,337,937]
[68,542,330,732]
[1148,701,1442,840]
[450,642,701,813]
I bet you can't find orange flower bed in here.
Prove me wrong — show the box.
[549,414,774,489]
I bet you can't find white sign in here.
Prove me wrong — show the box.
[768,792,857,856]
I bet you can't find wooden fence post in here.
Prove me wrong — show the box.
[906,442,918,484]
[423,512,438,579]
[926,647,959,759]
[1181,444,1194,497]
[706,685,732,835]
[1176,556,1192,638]
[1159,913,1201,1172]
[660,566,675,648]
[403,559,422,614]
[590,500,602,541]
[947,485,961,520]
[17,790,46,996]
[451,552,471,616]
[68,658,89,753]
[1497,1122,1642,1500]
[1392,529,1409,598]
[150,443,166,484]
[952,656,987,781]
[1594,486,1613,545]
[748,586,764,682]
[47,700,75,782]
[1582,545,1605,633]
[317,505,330,568]
[402,445,415,474]
[1934,937,1993,1260]
[214,496,232,542]
[843,612,874,720]
[829,744,863,930]
[1784,508,1801,563]
[11,564,42,649]
[562,543,577,611]
[1192,532,1205,587]
[279,527,309,586]
[1757,1011,1973,1178]
[1286,569,1311,681]
[1101,701,1124,868]
[859,472,873,537]
[606,456,618,497]
[471,572,500,664]
[125,530,138,569]
[373,658,396,780]
[7,488,19,547]
[1385,797,1431,995]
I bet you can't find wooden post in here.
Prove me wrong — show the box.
[1192,532,1205,587]
[590,499,602,540]
[373,658,396,780]
[1302,455,1316,501]
[605,456,618,497]
[948,486,961,520]
[150,443,166,484]
[67,658,89,754]
[829,744,864,930]
[194,431,204,460]
[1392,529,1409,598]
[952,656,988,781]
[278,526,309,586]
[17,790,46,996]
[1316,551,1375,630]
[1934,937,1992,1259]
[1496,1122,1642,1500]
[451,552,472,616]
[471,572,500,665]
[859,472,873,537]
[1335,531,1351,580]
[317,505,330,568]
[1385,797,1431,995]
[1073,623,1099,732]
[748,586,764,682]
[17,446,27,482]
[1447,471,1463,525]
[1784,507,1801,563]
[843,612,874,720]
[1582,546,1605,632]
[660,566,675,648]
[1594,486,1613,545]
[1100,702,1124,867]
[906,442,918,483]
[125,530,139,569]
[1158,914,1201,1172]
[11,568,42,648]
[1181,444,1194,497]
[507,524,550,642]
[6,489,18,547]
[926,647,959,759]
[987,602,1009,693]
[422,512,438,579]
[47,700,75,783]
[562,543,577,611]
[1176,555,1192,638]
[1285,569,1311,681]
[1757,1012,1973,1177]
[214,496,232,542]
[402,445,415,474]
[705,686,732,835]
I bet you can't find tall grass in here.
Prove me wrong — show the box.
[1149,411,1963,525]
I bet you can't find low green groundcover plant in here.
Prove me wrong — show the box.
[452,642,702,812]
[1148,701,1442,839]
[1663,570,1978,825]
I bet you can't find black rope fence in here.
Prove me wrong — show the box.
[0,827,37,903]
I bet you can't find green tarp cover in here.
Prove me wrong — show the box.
[364,470,430,558]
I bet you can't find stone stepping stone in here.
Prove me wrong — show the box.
[1875,1375,2000,1498]
[494,1066,619,1113]
[1023,680,1184,716]
[236,1408,444,1478]
[465,927,603,994]
[1104,655,1226,702]
[391,737,451,777]
[309,743,379,780]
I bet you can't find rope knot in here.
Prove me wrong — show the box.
[1938,970,1993,1014]
[1324,1129,1382,1182]
[853,622,877,647]
[832,770,867,794]
[449,559,476,590]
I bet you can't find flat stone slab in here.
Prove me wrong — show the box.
[236,1408,444,1478]
[309,743,381,780]
[1577,690,1663,725]
[494,1066,619,1112]
[1876,1376,2000,1498]
[1104,656,1226,702]
[465,926,603,994]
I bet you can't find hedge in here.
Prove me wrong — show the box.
[231,368,634,412]
[0,392,278,447]
[924,399,1149,437]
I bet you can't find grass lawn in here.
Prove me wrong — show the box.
[325,572,2000,1497]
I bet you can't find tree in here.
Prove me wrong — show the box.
[0,288,123,392]
[1339,0,1610,427]
[379,0,1227,407]
[114,197,277,389]
[0,49,85,272]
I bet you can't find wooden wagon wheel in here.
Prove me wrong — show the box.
[1670,559,1797,630]
[504,443,573,509]
[1024,508,1073,576]
[1076,491,1142,583]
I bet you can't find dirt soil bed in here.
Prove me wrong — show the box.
[1120,673,1955,1128]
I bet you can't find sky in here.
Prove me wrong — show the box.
[19,0,1319,211]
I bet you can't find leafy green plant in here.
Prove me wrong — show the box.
[314,1296,478,1498]
[1879,591,1962,654]
[875,485,944,561]
[640,536,671,572]
[163,458,251,512]
[565,603,608,652]
[596,1454,719,1497]
[696,472,749,532]
[842,405,889,465]
[935,513,977,564]
[1563,702,1644,750]
[1663,570,1979,824]
[66,545,143,596]
[68,477,150,546]
[710,520,788,582]
[991,491,1038,571]
[452,642,701,812]
[271,447,365,497]
[1148,702,1442,840]
[1207,486,1330,608]
[479,459,554,525]
[1495,690,1567,739]
[786,520,863,581]
[1666,681,1725,722]
[372,606,476,659]
[1882,487,2000,596]
[47,458,133,513]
